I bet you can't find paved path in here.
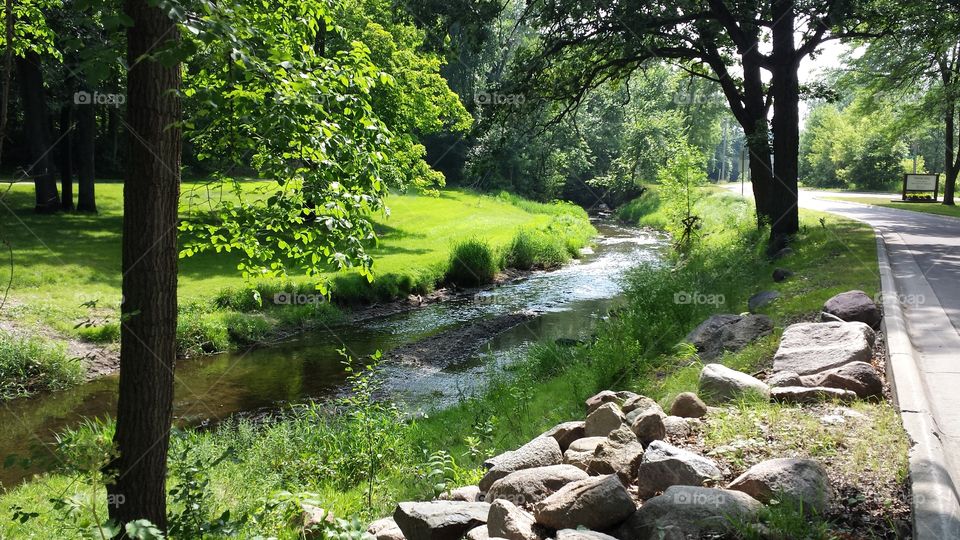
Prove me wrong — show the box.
[757,188,960,537]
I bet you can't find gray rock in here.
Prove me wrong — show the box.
[555,530,618,540]
[727,458,832,515]
[616,486,763,540]
[368,517,405,540]
[563,437,606,471]
[622,395,658,415]
[585,391,637,414]
[488,500,540,540]
[698,363,770,403]
[800,361,883,399]
[662,416,691,440]
[772,321,875,376]
[393,501,491,540]
[480,438,563,492]
[585,402,626,438]
[771,386,858,404]
[486,465,589,507]
[772,268,793,282]
[685,314,774,361]
[748,291,781,312]
[588,426,645,482]
[533,475,636,531]
[767,370,802,388]
[465,526,490,540]
[540,421,586,452]
[301,503,334,538]
[635,441,722,499]
[568,437,607,453]
[628,407,666,446]
[439,485,481,502]
[823,290,881,329]
[669,392,707,418]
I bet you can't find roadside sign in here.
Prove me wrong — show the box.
[902,173,940,201]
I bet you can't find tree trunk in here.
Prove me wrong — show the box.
[76,98,97,213]
[943,90,957,205]
[106,0,181,532]
[15,52,60,213]
[768,0,801,239]
[59,103,74,211]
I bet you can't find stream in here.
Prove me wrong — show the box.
[0,220,665,488]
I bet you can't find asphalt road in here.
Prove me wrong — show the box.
[788,190,960,533]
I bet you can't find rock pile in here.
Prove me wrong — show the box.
[367,389,834,540]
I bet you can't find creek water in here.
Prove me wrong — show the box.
[0,220,665,488]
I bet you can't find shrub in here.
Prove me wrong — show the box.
[177,307,230,356]
[76,322,120,344]
[0,331,83,399]
[223,312,272,346]
[504,229,568,270]
[445,239,498,287]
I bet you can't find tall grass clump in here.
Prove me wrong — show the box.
[446,239,499,287]
[0,331,83,399]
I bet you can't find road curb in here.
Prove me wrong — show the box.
[875,233,960,538]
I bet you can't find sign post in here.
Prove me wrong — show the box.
[901,173,940,202]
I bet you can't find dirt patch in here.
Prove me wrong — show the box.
[386,311,537,368]
[0,320,119,381]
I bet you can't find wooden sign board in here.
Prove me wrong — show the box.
[901,173,939,202]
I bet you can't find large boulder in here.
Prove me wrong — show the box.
[727,458,832,515]
[771,386,857,404]
[368,517,405,540]
[564,437,606,471]
[823,290,881,329]
[635,441,722,499]
[669,392,707,418]
[585,403,627,438]
[588,426,645,482]
[698,363,770,403]
[533,475,636,531]
[772,321,875,376]
[615,486,763,540]
[800,361,883,399]
[685,314,774,361]
[393,501,491,540]
[480,438,563,492]
[486,465,589,507]
[487,500,540,540]
[540,421,586,452]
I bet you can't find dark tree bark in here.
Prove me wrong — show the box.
[76,99,97,212]
[58,103,74,211]
[768,0,801,238]
[15,52,60,213]
[946,100,956,205]
[106,0,181,531]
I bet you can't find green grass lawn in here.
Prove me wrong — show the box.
[0,183,593,391]
[821,195,960,218]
